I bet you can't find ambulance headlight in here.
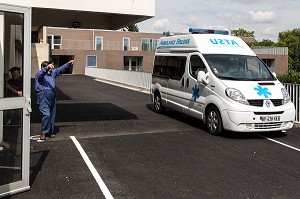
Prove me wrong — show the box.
[281,87,290,104]
[225,88,249,105]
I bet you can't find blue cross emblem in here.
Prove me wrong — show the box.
[192,85,200,101]
[254,85,272,98]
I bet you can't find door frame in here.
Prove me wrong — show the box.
[0,3,31,198]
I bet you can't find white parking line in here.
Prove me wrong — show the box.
[256,134,300,152]
[0,166,21,170]
[70,136,114,199]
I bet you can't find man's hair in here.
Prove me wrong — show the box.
[9,67,21,73]
[41,61,50,68]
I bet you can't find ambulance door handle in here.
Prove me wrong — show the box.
[182,78,184,87]
[186,78,189,87]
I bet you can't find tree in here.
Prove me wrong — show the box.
[251,39,276,47]
[231,28,254,37]
[122,24,139,32]
[277,28,300,71]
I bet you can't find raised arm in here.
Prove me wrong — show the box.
[35,65,52,79]
[54,60,75,77]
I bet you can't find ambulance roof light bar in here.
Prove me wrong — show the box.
[189,28,229,35]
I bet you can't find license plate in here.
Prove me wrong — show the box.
[260,116,280,122]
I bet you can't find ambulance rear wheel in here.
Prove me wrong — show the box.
[154,93,164,113]
[206,106,223,135]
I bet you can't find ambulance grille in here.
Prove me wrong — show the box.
[247,99,283,107]
[271,99,283,106]
[254,122,283,129]
[248,100,263,107]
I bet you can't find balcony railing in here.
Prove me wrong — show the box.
[252,46,288,55]
[60,39,155,51]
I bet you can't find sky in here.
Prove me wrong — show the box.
[137,0,299,42]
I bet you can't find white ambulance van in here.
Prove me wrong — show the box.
[151,28,295,135]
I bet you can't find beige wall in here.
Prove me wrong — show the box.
[46,28,161,74]
[31,43,49,77]
[50,49,156,74]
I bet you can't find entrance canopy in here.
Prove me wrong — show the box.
[3,0,155,29]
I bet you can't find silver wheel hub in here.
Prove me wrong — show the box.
[208,111,218,131]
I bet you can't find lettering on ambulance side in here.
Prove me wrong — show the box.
[160,38,190,46]
[209,38,240,47]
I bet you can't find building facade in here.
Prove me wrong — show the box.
[32,27,289,76]
[47,27,162,74]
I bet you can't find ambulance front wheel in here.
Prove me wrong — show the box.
[154,92,165,113]
[206,106,223,135]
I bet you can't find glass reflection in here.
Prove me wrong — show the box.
[0,11,24,99]
[0,109,23,186]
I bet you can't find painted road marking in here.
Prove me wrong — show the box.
[70,136,114,199]
[0,166,21,170]
[256,134,300,152]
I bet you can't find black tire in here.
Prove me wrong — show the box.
[206,106,223,135]
[153,93,164,113]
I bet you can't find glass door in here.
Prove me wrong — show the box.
[0,3,31,197]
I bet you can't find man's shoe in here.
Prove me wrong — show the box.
[37,134,47,143]
[46,134,56,138]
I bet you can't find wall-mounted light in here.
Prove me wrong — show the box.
[73,21,81,29]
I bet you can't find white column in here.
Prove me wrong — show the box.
[0,11,4,148]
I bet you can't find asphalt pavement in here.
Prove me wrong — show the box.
[4,74,300,199]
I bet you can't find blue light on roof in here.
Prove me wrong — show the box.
[189,28,229,35]
[163,31,170,36]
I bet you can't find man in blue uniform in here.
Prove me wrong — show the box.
[35,60,75,142]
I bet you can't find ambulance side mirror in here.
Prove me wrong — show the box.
[197,71,209,85]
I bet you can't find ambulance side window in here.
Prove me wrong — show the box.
[168,56,186,81]
[153,56,168,77]
[189,55,206,79]
[153,56,186,80]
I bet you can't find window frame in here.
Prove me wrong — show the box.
[95,36,103,50]
[123,37,130,51]
[47,35,62,49]
[86,55,97,67]
[141,38,158,51]
[123,56,143,71]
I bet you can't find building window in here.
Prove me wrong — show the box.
[262,59,275,71]
[86,55,97,67]
[141,38,158,51]
[262,59,275,67]
[152,39,158,51]
[47,35,61,49]
[123,37,130,51]
[32,31,39,43]
[95,36,103,50]
[124,56,143,71]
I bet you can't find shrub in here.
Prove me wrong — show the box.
[277,69,300,84]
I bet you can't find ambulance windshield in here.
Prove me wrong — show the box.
[204,54,276,81]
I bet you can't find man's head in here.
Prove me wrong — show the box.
[41,61,50,68]
[41,61,54,74]
[9,67,21,80]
